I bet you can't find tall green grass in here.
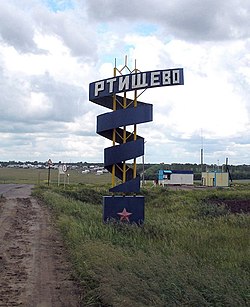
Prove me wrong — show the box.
[34,185,250,306]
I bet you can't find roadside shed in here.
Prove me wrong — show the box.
[158,170,194,186]
[201,171,229,187]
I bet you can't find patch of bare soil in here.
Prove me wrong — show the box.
[0,185,81,306]
[222,199,250,214]
[207,198,250,214]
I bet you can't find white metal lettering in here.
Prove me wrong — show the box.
[150,71,160,86]
[172,70,180,84]
[118,75,130,91]
[94,81,105,97]
[106,78,117,93]
[162,70,171,85]
[132,72,148,89]
[91,69,183,99]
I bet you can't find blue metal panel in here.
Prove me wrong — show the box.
[97,103,153,138]
[91,92,152,197]
[172,170,193,174]
[109,176,140,193]
[103,196,144,224]
[104,139,144,166]
[89,68,184,100]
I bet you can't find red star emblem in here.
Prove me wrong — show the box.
[117,208,132,222]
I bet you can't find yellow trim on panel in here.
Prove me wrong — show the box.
[133,74,138,178]
[111,65,117,188]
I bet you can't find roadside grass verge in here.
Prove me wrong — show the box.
[33,185,250,306]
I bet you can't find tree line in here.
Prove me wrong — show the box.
[1,161,250,181]
[137,163,250,181]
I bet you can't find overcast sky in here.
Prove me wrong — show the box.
[0,0,249,165]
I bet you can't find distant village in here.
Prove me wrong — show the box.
[0,161,109,175]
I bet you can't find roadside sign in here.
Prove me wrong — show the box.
[58,164,68,186]
[47,159,53,186]
[58,164,67,175]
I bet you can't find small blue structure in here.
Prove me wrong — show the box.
[158,170,193,186]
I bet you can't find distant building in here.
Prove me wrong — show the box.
[201,171,229,187]
[158,170,194,186]
[96,170,104,175]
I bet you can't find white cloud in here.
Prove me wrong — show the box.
[28,92,52,116]
[0,0,249,165]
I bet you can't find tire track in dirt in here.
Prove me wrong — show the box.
[0,185,80,306]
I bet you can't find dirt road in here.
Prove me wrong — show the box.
[0,184,80,307]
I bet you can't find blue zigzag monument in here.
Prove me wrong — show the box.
[89,59,184,224]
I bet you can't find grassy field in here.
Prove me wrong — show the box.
[0,167,112,185]
[1,167,250,186]
[33,183,250,307]
[1,167,249,305]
